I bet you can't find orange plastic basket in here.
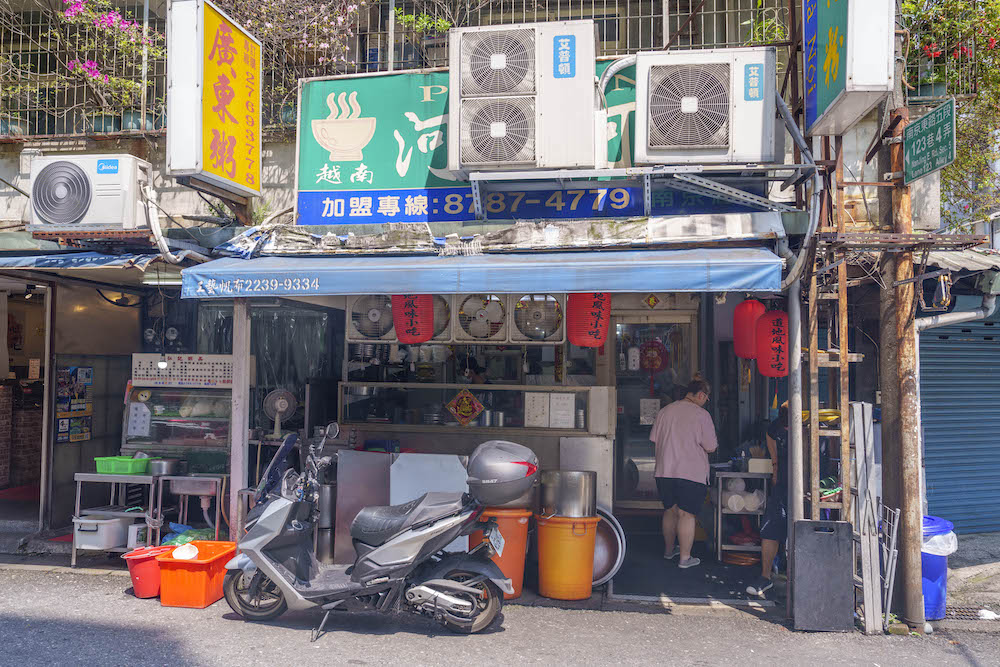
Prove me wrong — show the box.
[155,540,236,608]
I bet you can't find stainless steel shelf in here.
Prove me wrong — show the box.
[80,505,147,519]
[721,509,765,515]
[720,544,763,552]
[74,473,157,484]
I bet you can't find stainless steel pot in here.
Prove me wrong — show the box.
[148,458,181,476]
[540,470,597,518]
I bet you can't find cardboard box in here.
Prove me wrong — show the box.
[748,458,773,474]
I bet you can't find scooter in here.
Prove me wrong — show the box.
[224,425,538,637]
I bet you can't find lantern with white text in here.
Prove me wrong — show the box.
[755,310,788,377]
[733,299,766,359]
[391,294,434,344]
[567,293,611,347]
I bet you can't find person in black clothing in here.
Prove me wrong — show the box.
[747,402,789,597]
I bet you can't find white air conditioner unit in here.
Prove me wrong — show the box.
[28,154,153,230]
[448,21,602,172]
[634,47,777,165]
[454,294,508,343]
[347,295,396,342]
[510,294,565,344]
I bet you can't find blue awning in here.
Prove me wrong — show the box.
[0,251,163,270]
[181,248,782,299]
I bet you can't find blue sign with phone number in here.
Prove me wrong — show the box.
[297,186,759,225]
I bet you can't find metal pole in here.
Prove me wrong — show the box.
[387,0,396,72]
[229,298,251,540]
[890,106,925,630]
[787,277,804,611]
[37,285,54,530]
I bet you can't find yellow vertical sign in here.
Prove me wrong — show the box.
[201,1,260,194]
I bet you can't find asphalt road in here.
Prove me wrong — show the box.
[0,567,997,667]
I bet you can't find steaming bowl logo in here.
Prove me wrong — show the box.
[312,91,377,161]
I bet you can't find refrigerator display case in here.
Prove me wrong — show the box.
[121,354,245,456]
[122,386,232,451]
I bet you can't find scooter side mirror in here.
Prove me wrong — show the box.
[325,422,340,439]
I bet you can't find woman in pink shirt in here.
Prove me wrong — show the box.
[649,376,718,569]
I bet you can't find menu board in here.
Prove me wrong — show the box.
[548,393,576,429]
[524,392,550,428]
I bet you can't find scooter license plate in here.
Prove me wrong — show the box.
[488,526,505,557]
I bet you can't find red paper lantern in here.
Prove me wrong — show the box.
[733,299,766,359]
[391,294,434,344]
[567,293,611,347]
[755,310,789,377]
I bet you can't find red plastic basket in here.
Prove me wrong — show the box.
[155,540,236,608]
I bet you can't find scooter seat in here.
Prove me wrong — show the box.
[350,492,467,546]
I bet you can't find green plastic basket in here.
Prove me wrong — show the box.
[94,456,159,475]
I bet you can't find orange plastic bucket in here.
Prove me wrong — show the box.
[469,508,532,599]
[122,546,173,598]
[155,540,236,608]
[535,515,600,600]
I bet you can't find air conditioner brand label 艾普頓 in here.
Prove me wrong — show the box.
[96,159,119,174]
[744,64,764,101]
[553,35,576,79]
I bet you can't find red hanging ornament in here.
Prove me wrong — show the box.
[391,294,434,344]
[639,340,669,395]
[733,299,766,359]
[567,293,611,347]
[755,310,789,378]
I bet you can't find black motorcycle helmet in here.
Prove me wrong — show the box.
[466,440,539,506]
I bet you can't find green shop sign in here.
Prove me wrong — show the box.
[295,63,762,226]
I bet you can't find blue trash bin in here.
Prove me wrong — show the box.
[921,515,954,621]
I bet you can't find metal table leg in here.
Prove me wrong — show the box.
[71,479,82,568]
[214,479,221,541]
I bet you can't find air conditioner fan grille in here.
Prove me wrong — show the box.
[648,63,730,149]
[32,161,92,224]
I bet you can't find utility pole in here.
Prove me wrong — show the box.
[890,107,925,630]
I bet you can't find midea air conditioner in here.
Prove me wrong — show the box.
[635,47,777,165]
[448,20,603,172]
[28,154,153,229]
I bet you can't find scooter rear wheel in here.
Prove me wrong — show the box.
[224,570,288,622]
[439,571,502,634]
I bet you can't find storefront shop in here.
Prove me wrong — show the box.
[179,241,794,602]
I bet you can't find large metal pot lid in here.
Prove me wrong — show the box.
[593,506,626,586]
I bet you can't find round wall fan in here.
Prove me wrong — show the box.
[352,295,394,339]
[263,389,298,438]
[514,294,563,341]
[458,294,506,340]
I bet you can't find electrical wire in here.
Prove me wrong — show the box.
[96,289,143,308]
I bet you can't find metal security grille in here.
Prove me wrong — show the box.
[1,0,796,138]
[920,320,1000,534]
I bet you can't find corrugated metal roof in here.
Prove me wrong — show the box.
[926,249,1000,273]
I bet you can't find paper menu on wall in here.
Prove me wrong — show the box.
[127,402,152,437]
[549,393,576,429]
[524,392,550,428]
[639,398,662,425]
[28,359,40,380]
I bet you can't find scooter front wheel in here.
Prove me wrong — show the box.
[439,571,503,634]
[224,569,288,622]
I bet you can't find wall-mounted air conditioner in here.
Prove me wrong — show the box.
[634,47,777,165]
[448,20,602,172]
[28,154,153,230]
